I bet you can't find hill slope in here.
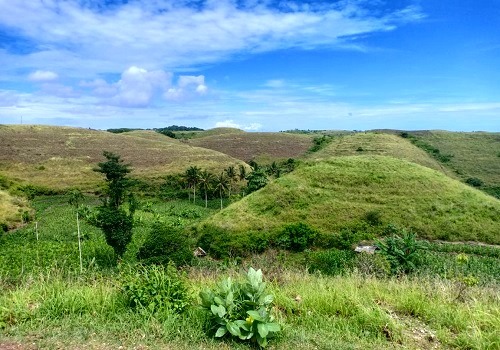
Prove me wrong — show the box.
[188,131,314,162]
[0,189,30,228]
[204,156,500,244]
[309,132,453,175]
[409,131,500,197]
[0,125,246,190]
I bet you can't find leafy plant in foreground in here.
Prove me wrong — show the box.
[376,230,426,275]
[200,267,281,347]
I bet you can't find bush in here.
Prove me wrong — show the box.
[0,222,9,233]
[200,267,280,348]
[376,230,426,275]
[331,228,358,250]
[355,252,391,278]
[121,264,190,314]
[137,223,193,267]
[276,222,317,252]
[197,225,270,259]
[465,177,483,187]
[307,249,356,276]
[363,210,382,226]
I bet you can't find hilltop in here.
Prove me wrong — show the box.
[203,155,500,244]
[0,125,245,190]
[309,132,454,175]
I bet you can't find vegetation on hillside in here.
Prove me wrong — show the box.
[204,156,500,244]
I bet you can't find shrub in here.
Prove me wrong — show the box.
[376,230,426,275]
[137,223,193,267]
[0,222,8,233]
[465,177,483,187]
[331,228,358,250]
[121,264,190,314]
[363,210,382,226]
[200,267,280,348]
[355,252,391,278]
[197,225,270,259]
[276,222,317,252]
[307,249,356,276]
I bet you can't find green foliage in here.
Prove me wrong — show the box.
[106,128,142,133]
[465,177,483,187]
[363,210,382,226]
[331,228,359,250]
[121,264,190,314]
[0,222,8,232]
[160,174,188,199]
[309,135,333,153]
[276,222,317,252]
[307,249,356,276]
[137,223,193,267]
[405,135,454,163]
[354,252,391,278]
[376,231,426,275]
[245,169,268,194]
[94,151,132,208]
[95,206,134,257]
[197,225,270,259]
[92,152,136,258]
[200,267,280,347]
[13,184,60,200]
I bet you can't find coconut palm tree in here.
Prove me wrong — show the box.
[184,166,201,203]
[214,172,230,210]
[198,170,215,208]
[225,165,237,198]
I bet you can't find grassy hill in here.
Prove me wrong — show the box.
[203,156,500,244]
[188,131,314,162]
[308,132,454,175]
[0,125,246,190]
[407,131,500,197]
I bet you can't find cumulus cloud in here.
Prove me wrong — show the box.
[165,75,208,101]
[28,70,59,82]
[215,119,262,131]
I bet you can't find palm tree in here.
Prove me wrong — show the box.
[238,164,247,181]
[184,166,201,203]
[224,165,237,198]
[214,172,230,210]
[198,170,215,208]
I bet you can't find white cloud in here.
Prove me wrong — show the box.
[0,1,423,78]
[28,70,59,82]
[214,119,262,131]
[165,75,208,101]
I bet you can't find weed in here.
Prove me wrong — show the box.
[307,249,356,276]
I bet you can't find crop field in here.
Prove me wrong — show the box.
[1,125,499,349]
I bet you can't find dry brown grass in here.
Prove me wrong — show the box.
[0,125,246,190]
[188,131,314,162]
[0,189,28,226]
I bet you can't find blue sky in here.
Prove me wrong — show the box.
[0,0,499,131]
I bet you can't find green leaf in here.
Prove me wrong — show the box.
[215,326,227,338]
[256,334,268,348]
[211,304,226,318]
[267,322,281,333]
[247,310,264,322]
[259,294,274,305]
[226,321,242,337]
[257,322,269,338]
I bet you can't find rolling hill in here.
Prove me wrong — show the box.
[408,131,500,197]
[309,132,454,175]
[203,155,500,244]
[187,130,314,162]
[0,125,246,190]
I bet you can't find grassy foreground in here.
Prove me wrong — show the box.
[1,267,499,350]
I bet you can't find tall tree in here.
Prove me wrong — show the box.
[198,170,215,208]
[214,172,229,210]
[238,164,247,181]
[224,165,237,198]
[92,151,136,258]
[184,166,201,204]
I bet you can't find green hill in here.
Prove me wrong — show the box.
[0,125,246,190]
[188,131,314,162]
[309,132,453,175]
[203,156,500,244]
[407,131,500,198]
